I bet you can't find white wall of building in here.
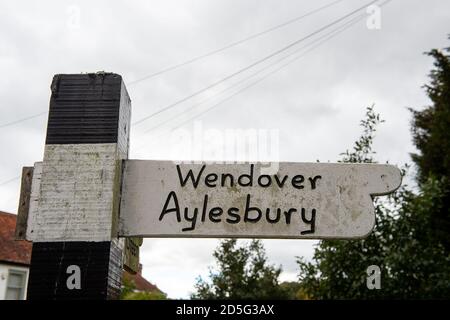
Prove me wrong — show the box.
[0,263,29,300]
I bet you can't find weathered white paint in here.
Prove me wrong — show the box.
[119,161,401,239]
[26,144,123,242]
[118,81,132,159]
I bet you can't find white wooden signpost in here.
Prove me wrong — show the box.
[16,73,402,300]
[118,161,401,239]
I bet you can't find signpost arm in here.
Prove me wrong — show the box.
[26,73,131,300]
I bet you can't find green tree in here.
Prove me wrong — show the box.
[279,281,310,300]
[120,277,135,299]
[339,104,383,164]
[297,106,391,299]
[120,277,168,300]
[122,291,168,300]
[191,239,289,299]
[411,47,450,184]
[297,104,450,299]
[384,178,450,298]
[410,45,450,251]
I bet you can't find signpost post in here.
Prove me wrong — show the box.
[16,72,402,300]
[23,73,131,299]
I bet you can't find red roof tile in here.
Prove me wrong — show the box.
[123,270,163,294]
[0,211,32,265]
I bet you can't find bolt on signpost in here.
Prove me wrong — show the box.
[16,73,401,299]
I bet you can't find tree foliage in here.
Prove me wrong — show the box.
[410,45,450,251]
[340,104,384,164]
[191,239,289,299]
[411,47,450,184]
[191,43,450,299]
[120,277,168,300]
[297,103,450,299]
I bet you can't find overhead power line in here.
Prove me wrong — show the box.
[0,175,20,186]
[133,0,392,146]
[0,1,364,131]
[0,1,344,131]
[131,0,379,127]
[170,18,364,130]
[140,13,366,136]
[127,0,345,86]
[0,111,47,129]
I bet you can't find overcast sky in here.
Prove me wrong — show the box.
[1,0,449,298]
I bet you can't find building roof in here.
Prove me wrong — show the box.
[0,211,32,266]
[123,264,163,294]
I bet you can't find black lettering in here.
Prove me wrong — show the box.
[283,208,297,224]
[300,208,316,234]
[244,194,262,222]
[308,175,322,189]
[226,207,240,224]
[159,191,181,222]
[274,174,288,188]
[221,173,234,187]
[258,175,272,187]
[292,175,305,189]
[238,164,254,187]
[266,208,281,223]
[176,164,206,188]
[209,207,223,223]
[201,194,208,222]
[183,207,198,231]
[205,173,218,187]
